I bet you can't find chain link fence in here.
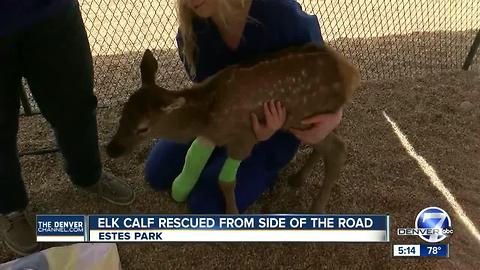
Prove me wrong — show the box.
[22,0,480,112]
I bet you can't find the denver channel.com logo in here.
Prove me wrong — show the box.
[397,207,454,243]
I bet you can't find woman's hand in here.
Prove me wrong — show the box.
[251,100,287,141]
[289,108,343,144]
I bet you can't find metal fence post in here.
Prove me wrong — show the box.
[463,30,480,70]
[19,83,33,116]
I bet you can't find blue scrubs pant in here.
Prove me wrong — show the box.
[144,131,299,213]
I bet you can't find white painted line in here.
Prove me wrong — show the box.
[383,111,480,245]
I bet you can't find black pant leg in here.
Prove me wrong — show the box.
[0,32,27,214]
[20,4,102,187]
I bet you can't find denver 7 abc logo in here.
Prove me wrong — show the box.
[398,207,454,243]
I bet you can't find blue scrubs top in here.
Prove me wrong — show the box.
[177,0,324,82]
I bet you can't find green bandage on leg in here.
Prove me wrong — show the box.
[219,158,242,182]
[172,137,214,202]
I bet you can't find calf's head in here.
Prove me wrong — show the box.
[106,49,186,158]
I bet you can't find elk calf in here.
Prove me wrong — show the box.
[107,43,360,213]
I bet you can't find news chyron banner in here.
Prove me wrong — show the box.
[36,214,389,242]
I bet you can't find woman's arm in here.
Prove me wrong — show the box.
[289,110,343,144]
[287,2,344,144]
[252,0,343,144]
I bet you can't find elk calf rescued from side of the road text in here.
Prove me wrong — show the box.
[107,43,361,214]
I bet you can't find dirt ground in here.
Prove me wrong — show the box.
[1,69,479,269]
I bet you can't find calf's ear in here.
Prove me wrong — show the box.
[141,49,158,86]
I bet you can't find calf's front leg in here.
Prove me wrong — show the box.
[220,134,257,214]
[171,137,215,202]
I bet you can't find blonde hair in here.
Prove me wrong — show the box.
[176,0,249,79]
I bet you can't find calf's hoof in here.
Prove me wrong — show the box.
[225,205,239,214]
[171,176,193,202]
[310,202,327,213]
[288,174,304,188]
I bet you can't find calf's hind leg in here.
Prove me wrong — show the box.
[310,133,346,213]
[288,148,323,188]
